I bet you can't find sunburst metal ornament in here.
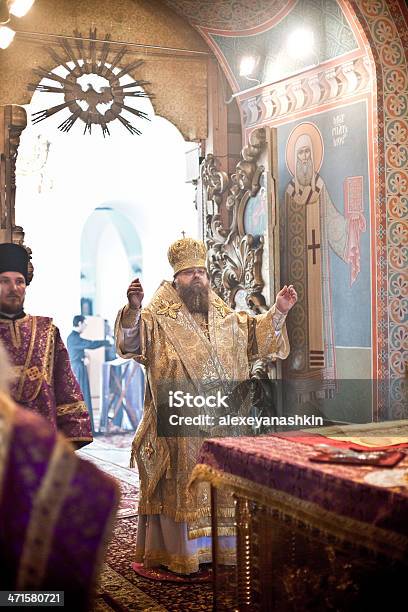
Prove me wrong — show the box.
[28,29,153,137]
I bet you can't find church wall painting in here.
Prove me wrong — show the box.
[277,100,372,387]
[236,0,408,419]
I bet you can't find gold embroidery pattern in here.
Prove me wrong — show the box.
[135,544,235,574]
[144,441,155,459]
[26,366,42,382]
[136,500,234,524]
[156,299,182,319]
[135,546,212,575]
[212,298,231,318]
[188,526,236,538]
[16,435,78,589]
[0,316,29,349]
[57,401,88,416]
[16,317,38,402]
[120,281,280,534]
[125,282,245,529]
[43,324,56,386]
[193,313,210,339]
[5,318,55,403]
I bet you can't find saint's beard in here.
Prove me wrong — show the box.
[296,158,314,187]
[177,283,209,314]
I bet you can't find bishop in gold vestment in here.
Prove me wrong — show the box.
[115,237,297,574]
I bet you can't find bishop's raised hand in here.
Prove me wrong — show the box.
[275,285,297,314]
[127,278,144,310]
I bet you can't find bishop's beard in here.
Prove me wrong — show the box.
[296,158,314,187]
[177,283,209,314]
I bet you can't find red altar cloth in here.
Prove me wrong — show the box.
[196,435,408,541]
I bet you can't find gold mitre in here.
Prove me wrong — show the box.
[168,236,207,274]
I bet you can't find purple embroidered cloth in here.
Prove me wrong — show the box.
[0,393,119,609]
[197,435,408,538]
[0,315,92,446]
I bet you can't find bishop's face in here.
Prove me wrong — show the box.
[296,145,314,187]
[174,268,209,313]
[0,271,26,314]
[175,267,209,290]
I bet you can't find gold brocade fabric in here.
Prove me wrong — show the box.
[115,281,289,535]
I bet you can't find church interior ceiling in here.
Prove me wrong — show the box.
[210,0,358,90]
[161,0,290,31]
[162,0,359,90]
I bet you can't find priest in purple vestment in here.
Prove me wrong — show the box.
[0,243,92,448]
[0,341,119,609]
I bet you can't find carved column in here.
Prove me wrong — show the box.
[0,104,27,243]
[0,104,33,279]
[202,127,281,316]
[201,126,281,385]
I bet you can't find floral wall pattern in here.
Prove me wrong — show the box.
[349,0,407,416]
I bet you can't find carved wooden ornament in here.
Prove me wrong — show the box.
[203,128,268,315]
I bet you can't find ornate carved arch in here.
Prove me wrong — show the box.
[202,127,278,316]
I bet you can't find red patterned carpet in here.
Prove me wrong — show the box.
[81,435,213,612]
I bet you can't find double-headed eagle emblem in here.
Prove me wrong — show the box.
[28,29,153,137]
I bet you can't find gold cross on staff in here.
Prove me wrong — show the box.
[181,230,186,238]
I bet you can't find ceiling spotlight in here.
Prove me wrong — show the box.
[239,55,258,78]
[0,25,15,49]
[287,28,315,60]
[8,0,35,18]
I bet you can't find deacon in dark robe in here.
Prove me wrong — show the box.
[0,341,119,610]
[67,314,110,434]
[0,243,92,448]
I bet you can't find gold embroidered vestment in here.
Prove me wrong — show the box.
[115,281,289,532]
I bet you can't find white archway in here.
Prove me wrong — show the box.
[80,207,142,324]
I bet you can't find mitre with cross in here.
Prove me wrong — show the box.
[167,233,207,275]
